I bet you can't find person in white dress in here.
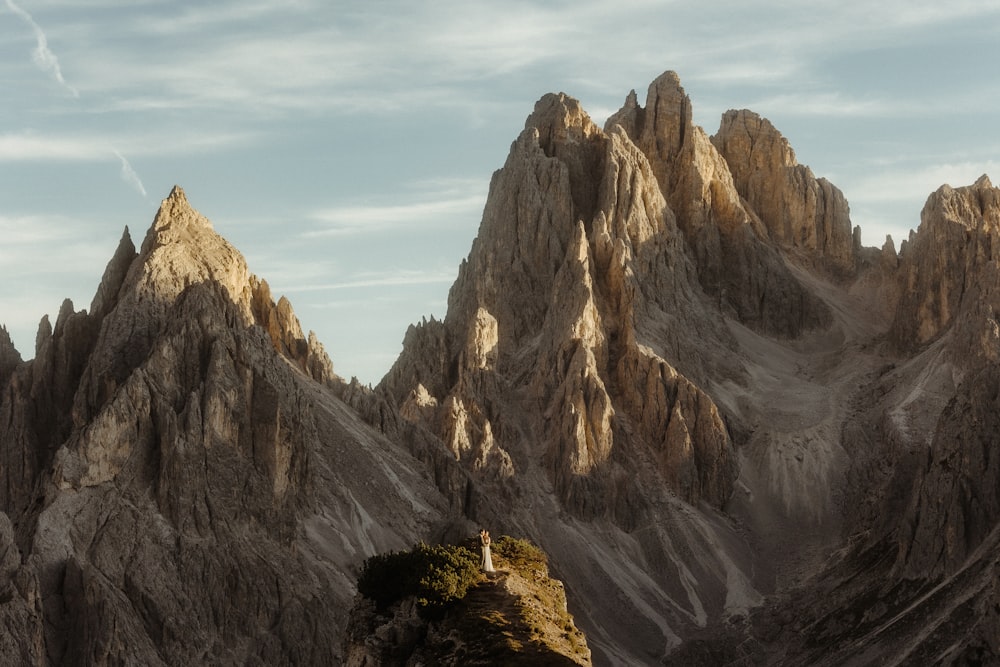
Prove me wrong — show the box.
[480,529,495,573]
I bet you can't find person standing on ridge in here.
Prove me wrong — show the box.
[479,529,495,573]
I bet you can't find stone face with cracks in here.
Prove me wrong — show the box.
[3,70,1000,666]
[0,187,448,666]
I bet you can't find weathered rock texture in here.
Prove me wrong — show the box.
[606,72,836,336]
[372,73,862,663]
[0,188,450,666]
[2,69,999,666]
[712,109,857,276]
[724,174,1000,665]
[343,550,591,666]
[367,73,1000,664]
[890,174,1000,356]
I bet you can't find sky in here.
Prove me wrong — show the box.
[2,0,998,384]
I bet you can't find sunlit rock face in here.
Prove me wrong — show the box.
[607,71,837,337]
[373,72,1000,664]
[0,187,449,666]
[890,175,1000,355]
[712,109,857,277]
[376,72,858,662]
[384,88,741,519]
[2,68,999,666]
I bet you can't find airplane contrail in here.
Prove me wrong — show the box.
[4,0,79,97]
[113,148,148,198]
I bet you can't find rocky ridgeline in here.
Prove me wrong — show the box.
[890,175,1000,355]
[712,109,857,277]
[891,176,1000,579]
[378,71,859,546]
[1,69,1000,665]
[370,71,1000,663]
[729,174,1000,666]
[342,539,591,666]
[0,187,449,665]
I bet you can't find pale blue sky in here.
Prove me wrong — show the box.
[2,0,998,383]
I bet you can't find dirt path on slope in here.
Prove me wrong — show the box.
[715,266,892,594]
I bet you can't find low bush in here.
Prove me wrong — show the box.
[357,543,481,617]
[492,535,547,574]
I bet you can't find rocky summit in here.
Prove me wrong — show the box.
[2,71,999,665]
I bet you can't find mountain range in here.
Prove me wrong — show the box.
[2,70,999,665]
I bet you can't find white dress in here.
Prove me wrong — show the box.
[481,538,495,573]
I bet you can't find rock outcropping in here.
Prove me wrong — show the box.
[606,72,837,336]
[0,187,450,666]
[890,175,1000,355]
[745,174,1000,665]
[343,542,591,666]
[712,109,857,276]
[366,72,1000,664]
[2,69,999,666]
[370,72,864,662]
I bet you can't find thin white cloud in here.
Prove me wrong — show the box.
[0,133,101,161]
[0,215,115,276]
[846,160,1000,205]
[4,0,78,97]
[112,148,147,197]
[308,197,484,233]
[132,0,297,35]
[0,130,253,161]
[0,213,80,244]
[857,0,1000,27]
[280,269,456,293]
[306,180,487,238]
[7,0,995,126]
[60,3,601,116]
[14,0,987,136]
[748,92,897,119]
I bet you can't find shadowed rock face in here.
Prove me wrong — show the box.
[372,73,1000,664]
[2,71,999,666]
[0,187,449,666]
[888,177,1000,581]
[374,73,850,662]
[607,71,837,337]
[724,174,1000,666]
[890,175,1000,354]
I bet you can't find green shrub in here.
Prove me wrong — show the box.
[415,544,481,612]
[492,536,547,574]
[357,543,481,617]
[357,548,419,609]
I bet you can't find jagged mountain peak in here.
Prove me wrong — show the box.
[389,71,865,537]
[0,185,445,665]
[0,325,20,382]
[713,107,857,275]
[151,185,205,231]
[89,225,137,322]
[86,188,334,390]
[926,171,1000,226]
[716,109,797,164]
[889,172,1000,353]
[375,72,1000,663]
[526,91,602,151]
[3,68,1000,666]
[138,185,251,309]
